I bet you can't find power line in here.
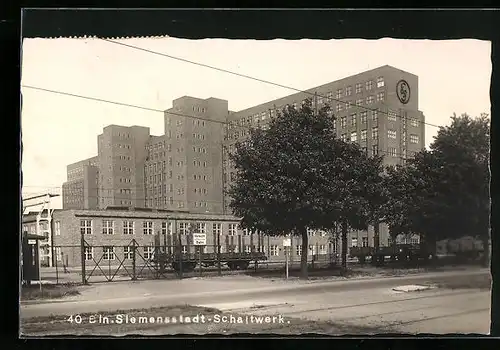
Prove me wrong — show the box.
[21,85,227,126]
[100,38,442,129]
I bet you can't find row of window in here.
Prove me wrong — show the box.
[193,146,207,154]
[118,178,131,183]
[339,128,419,144]
[79,220,329,237]
[80,243,332,261]
[336,77,385,99]
[143,198,191,209]
[334,92,385,113]
[116,144,131,150]
[117,155,132,161]
[192,106,207,114]
[192,119,206,126]
[230,77,386,129]
[146,141,168,151]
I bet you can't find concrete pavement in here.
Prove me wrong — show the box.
[201,288,490,334]
[20,269,489,321]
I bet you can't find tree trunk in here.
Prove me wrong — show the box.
[341,220,348,269]
[374,221,380,252]
[300,228,308,279]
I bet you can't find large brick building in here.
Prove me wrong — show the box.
[22,208,336,268]
[60,65,425,252]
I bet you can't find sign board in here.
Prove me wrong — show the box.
[28,239,37,245]
[396,79,411,104]
[283,238,291,247]
[193,233,207,246]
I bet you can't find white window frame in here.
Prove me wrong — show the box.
[350,131,357,142]
[179,222,189,235]
[366,80,373,90]
[102,220,114,235]
[55,221,61,236]
[319,245,327,255]
[388,109,398,121]
[351,114,357,127]
[228,223,237,236]
[351,238,358,247]
[296,245,302,256]
[355,83,362,94]
[84,247,93,261]
[270,245,279,256]
[213,223,222,235]
[341,116,347,128]
[377,92,385,102]
[245,246,252,253]
[55,247,62,261]
[410,134,419,144]
[123,221,134,235]
[161,222,169,235]
[195,222,207,234]
[143,221,154,235]
[361,129,367,141]
[360,111,367,124]
[144,246,155,260]
[124,246,133,260]
[80,219,92,235]
[388,130,397,139]
[103,246,115,260]
[376,77,385,88]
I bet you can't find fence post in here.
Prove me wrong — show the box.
[132,240,137,280]
[80,233,86,285]
[217,231,222,276]
[178,233,183,279]
[55,247,59,285]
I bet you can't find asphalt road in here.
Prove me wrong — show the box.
[20,268,490,331]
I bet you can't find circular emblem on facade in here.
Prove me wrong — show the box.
[396,80,411,104]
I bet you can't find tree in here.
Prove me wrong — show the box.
[228,100,339,279]
[319,144,384,269]
[384,113,490,265]
[430,113,490,265]
[384,151,449,253]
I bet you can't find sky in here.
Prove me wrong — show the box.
[21,38,492,210]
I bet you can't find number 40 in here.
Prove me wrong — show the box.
[67,315,82,324]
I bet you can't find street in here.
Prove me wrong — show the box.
[20,268,490,334]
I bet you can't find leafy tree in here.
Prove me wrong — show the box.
[384,113,490,265]
[227,100,339,278]
[430,113,490,265]
[319,144,384,269]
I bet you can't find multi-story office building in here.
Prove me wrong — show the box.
[62,157,99,209]
[223,65,426,245]
[62,65,425,247]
